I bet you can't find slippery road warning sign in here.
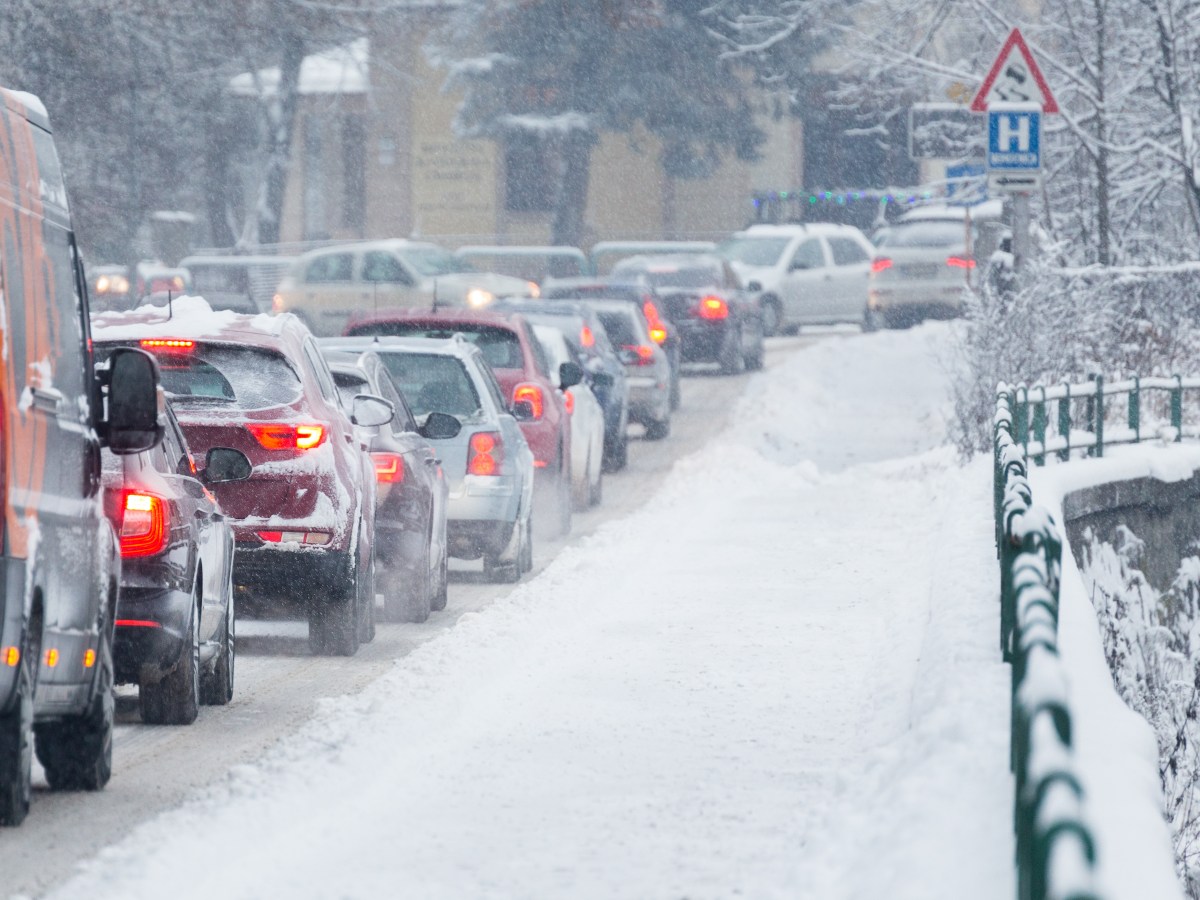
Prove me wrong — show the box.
[970,28,1059,114]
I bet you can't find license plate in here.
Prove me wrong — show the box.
[900,264,939,279]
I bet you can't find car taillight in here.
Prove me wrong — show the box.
[272,293,284,314]
[643,299,660,322]
[372,452,405,484]
[563,391,575,415]
[946,256,976,269]
[468,432,502,476]
[621,344,656,366]
[139,339,194,351]
[120,491,168,558]
[698,296,729,320]
[247,423,327,451]
[512,384,545,419]
[580,325,595,348]
[649,323,668,344]
[871,257,893,273]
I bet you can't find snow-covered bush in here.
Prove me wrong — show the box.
[1080,527,1200,895]
[951,266,1200,456]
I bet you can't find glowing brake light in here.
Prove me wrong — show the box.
[580,325,595,348]
[1,647,18,667]
[512,384,545,420]
[372,452,405,484]
[871,257,893,273]
[643,300,660,322]
[649,324,668,344]
[946,256,976,269]
[247,423,327,451]
[698,296,729,320]
[468,431,502,476]
[621,344,656,366]
[140,339,194,351]
[120,491,168,558]
[563,391,575,415]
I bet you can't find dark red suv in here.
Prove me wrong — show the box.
[92,301,380,657]
[345,309,575,536]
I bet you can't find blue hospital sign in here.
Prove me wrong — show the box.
[988,109,1041,170]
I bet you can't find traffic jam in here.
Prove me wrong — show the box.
[0,79,994,827]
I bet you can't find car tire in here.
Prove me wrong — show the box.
[572,446,592,511]
[357,546,377,644]
[719,328,746,375]
[669,371,681,412]
[588,464,604,507]
[604,431,628,473]
[484,511,525,583]
[200,591,235,706]
[37,602,115,788]
[430,545,449,612]
[744,324,765,370]
[644,416,671,441]
[139,589,200,726]
[520,512,534,575]
[862,306,881,333]
[760,296,782,337]
[0,620,36,825]
[309,555,361,656]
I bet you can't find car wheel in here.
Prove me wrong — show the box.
[0,618,36,824]
[862,306,882,333]
[200,591,234,706]
[644,416,671,441]
[520,512,534,574]
[139,589,200,726]
[484,511,525,583]
[760,296,782,337]
[604,430,628,472]
[357,546,377,644]
[669,370,681,411]
[430,544,449,612]
[572,446,592,511]
[719,328,746,375]
[309,556,361,656]
[37,601,115,787]
[588,463,604,507]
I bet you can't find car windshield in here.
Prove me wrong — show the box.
[105,343,303,409]
[397,246,474,277]
[716,236,790,267]
[879,220,965,248]
[377,352,483,419]
[531,324,570,373]
[520,312,591,354]
[615,264,719,289]
[352,323,523,369]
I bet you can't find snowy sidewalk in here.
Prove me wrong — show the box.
[56,327,1013,900]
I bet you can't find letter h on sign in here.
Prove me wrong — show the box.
[988,109,1040,171]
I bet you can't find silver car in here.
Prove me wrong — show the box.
[584,299,672,441]
[322,335,536,583]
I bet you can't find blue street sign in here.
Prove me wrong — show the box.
[988,109,1040,171]
[946,163,987,205]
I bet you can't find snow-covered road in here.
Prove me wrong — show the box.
[49,325,1013,899]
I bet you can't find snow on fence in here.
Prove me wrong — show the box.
[994,387,1103,900]
[1009,376,1200,463]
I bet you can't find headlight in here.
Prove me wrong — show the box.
[466,288,494,308]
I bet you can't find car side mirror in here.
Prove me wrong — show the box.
[351,393,394,428]
[105,347,164,454]
[746,280,763,292]
[202,447,252,484]
[558,361,584,391]
[590,372,614,389]
[511,399,535,421]
[419,411,462,440]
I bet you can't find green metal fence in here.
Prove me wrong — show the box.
[1009,375,1200,464]
[994,386,1103,900]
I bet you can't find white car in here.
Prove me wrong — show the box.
[273,239,536,336]
[531,324,605,509]
[716,223,875,335]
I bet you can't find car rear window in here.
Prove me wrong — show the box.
[351,323,523,369]
[880,221,965,248]
[544,284,643,304]
[716,236,790,267]
[144,345,303,409]
[377,353,483,419]
[614,264,720,290]
[596,310,639,347]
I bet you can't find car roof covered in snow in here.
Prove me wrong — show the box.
[91,296,305,354]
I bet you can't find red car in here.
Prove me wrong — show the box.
[345,308,575,537]
[92,300,386,657]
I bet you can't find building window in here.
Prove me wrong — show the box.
[342,114,366,231]
[505,134,555,212]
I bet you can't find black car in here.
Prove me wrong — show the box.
[102,405,250,725]
[540,277,682,411]
[610,254,765,374]
[491,299,628,471]
[322,348,455,624]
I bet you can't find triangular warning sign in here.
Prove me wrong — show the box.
[970,28,1059,113]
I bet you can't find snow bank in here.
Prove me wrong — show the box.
[1031,447,1192,900]
[51,324,1012,899]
